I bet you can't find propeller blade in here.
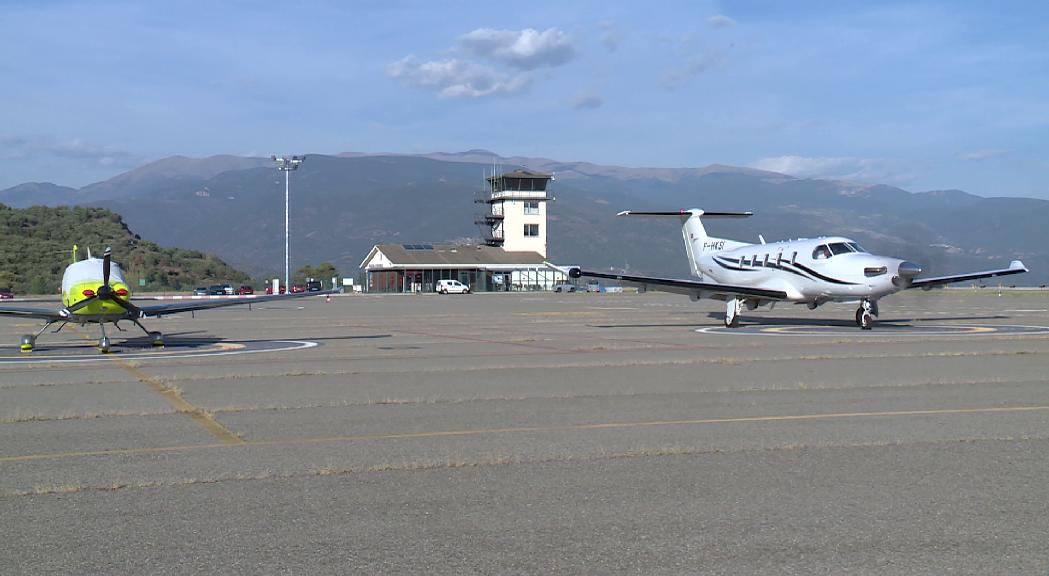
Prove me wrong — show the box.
[64,294,98,313]
[109,293,143,318]
[102,247,112,287]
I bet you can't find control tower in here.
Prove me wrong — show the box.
[477,169,553,257]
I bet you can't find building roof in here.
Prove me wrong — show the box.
[486,169,552,182]
[362,244,548,269]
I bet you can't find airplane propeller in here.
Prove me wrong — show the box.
[64,247,143,317]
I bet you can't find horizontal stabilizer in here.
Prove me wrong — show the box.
[617,210,752,218]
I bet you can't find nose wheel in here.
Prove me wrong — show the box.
[855,299,878,330]
[20,335,35,353]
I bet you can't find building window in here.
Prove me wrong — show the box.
[524,224,540,237]
[524,201,540,215]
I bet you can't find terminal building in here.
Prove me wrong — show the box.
[360,169,568,293]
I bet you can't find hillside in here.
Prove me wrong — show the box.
[0,204,249,293]
[1,153,1045,285]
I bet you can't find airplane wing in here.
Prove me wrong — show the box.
[573,269,788,300]
[136,290,338,317]
[0,306,66,322]
[908,260,1028,290]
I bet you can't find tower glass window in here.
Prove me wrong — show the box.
[524,201,540,215]
[524,224,540,237]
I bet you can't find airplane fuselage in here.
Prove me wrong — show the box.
[692,236,909,305]
[60,257,134,323]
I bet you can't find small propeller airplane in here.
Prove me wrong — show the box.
[0,246,333,352]
[563,209,1028,329]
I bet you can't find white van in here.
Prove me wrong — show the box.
[436,279,470,294]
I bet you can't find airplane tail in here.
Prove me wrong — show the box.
[617,210,752,276]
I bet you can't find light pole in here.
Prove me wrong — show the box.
[272,155,304,293]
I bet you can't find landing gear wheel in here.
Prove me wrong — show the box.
[856,306,873,330]
[20,335,35,353]
[725,298,742,328]
[150,332,164,347]
[98,336,112,354]
[856,299,877,330]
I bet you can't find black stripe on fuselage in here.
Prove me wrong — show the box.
[714,254,859,285]
[790,262,860,285]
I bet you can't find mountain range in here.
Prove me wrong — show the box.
[1,151,1045,285]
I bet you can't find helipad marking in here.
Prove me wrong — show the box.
[0,340,318,364]
[696,324,1049,337]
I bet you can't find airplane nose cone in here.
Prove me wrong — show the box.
[898,261,922,278]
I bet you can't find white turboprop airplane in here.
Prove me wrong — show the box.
[0,247,333,352]
[566,209,1028,329]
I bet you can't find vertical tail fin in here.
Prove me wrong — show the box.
[618,210,752,277]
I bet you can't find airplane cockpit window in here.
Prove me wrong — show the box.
[812,245,831,259]
[847,242,866,253]
[828,242,853,256]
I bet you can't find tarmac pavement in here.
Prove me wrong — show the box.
[2,290,1048,574]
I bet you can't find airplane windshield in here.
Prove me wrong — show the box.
[847,242,866,253]
[828,242,853,256]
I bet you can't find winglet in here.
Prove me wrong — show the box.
[1010,260,1028,272]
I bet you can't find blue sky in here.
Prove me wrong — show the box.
[1,0,1047,198]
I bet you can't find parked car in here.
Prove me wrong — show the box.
[305,280,323,292]
[222,284,234,295]
[236,285,254,295]
[207,284,226,295]
[193,287,208,296]
[436,279,470,294]
[290,284,306,293]
[553,283,576,293]
[0,288,13,300]
[586,281,602,293]
[265,285,287,294]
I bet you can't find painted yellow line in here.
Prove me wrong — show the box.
[68,326,243,444]
[116,361,243,445]
[3,404,1047,464]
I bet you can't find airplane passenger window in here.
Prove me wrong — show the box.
[812,245,831,259]
[829,243,852,256]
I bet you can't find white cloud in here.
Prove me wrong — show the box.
[386,56,530,98]
[707,15,736,29]
[662,52,723,90]
[749,155,913,184]
[0,133,138,167]
[957,149,1006,161]
[571,93,603,110]
[458,27,575,70]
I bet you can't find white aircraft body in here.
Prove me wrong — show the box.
[0,247,333,352]
[568,210,1028,329]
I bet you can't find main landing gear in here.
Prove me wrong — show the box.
[19,320,163,354]
[855,299,878,330]
[724,297,743,328]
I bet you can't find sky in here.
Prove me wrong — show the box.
[1,0,1047,198]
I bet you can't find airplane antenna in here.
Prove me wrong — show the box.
[759,235,766,245]
[72,244,78,264]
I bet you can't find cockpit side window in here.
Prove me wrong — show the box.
[812,245,831,260]
[847,242,866,253]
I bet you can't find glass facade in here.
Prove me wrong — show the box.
[367,267,564,293]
